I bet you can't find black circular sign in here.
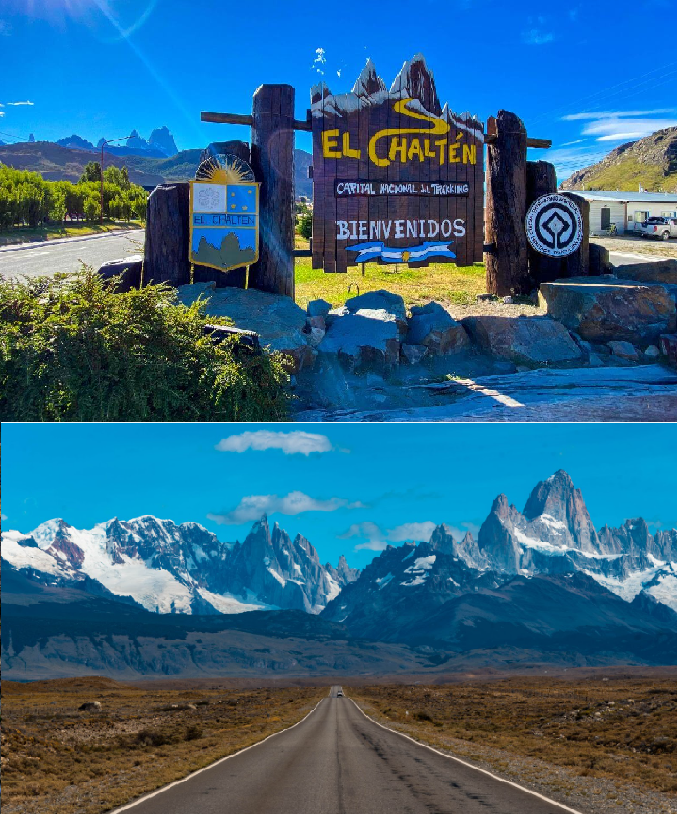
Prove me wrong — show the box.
[525,194,583,257]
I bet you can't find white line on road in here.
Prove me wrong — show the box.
[610,251,663,263]
[0,229,144,254]
[107,695,328,813]
[350,698,585,814]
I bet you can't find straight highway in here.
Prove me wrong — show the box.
[112,687,578,814]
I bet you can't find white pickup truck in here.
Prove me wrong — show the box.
[638,216,677,240]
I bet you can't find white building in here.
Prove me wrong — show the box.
[567,190,677,234]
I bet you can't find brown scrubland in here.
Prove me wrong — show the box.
[1,677,324,814]
[349,676,677,796]
[2,673,675,814]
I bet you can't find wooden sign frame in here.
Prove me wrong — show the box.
[310,55,485,274]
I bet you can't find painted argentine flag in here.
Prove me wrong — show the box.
[346,241,455,263]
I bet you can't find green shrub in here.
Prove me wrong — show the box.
[0,269,290,421]
[297,211,312,240]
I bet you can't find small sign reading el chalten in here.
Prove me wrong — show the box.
[525,194,583,258]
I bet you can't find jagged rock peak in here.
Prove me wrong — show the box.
[389,53,441,116]
[352,58,387,97]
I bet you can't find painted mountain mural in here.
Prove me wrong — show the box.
[2,471,676,678]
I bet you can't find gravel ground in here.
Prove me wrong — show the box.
[595,234,677,260]
[354,701,677,814]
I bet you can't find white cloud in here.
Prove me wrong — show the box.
[559,139,585,146]
[7,101,34,106]
[521,23,553,45]
[313,47,326,75]
[582,117,677,141]
[339,520,437,551]
[1,513,7,521]
[562,109,676,121]
[208,491,364,525]
[215,430,334,456]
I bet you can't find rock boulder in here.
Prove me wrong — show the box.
[177,284,315,373]
[317,308,400,370]
[97,255,143,292]
[614,259,677,286]
[405,302,469,354]
[461,315,584,368]
[344,289,408,335]
[541,277,677,344]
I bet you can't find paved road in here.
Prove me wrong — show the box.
[113,687,575,814]
[0,230,144,280]
[609,250,664,267]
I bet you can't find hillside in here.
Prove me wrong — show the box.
[561,126,677,192]
[0,141,314,196]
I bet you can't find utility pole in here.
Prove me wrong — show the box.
[99,135,133,225]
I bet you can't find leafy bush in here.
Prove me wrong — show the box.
[0,270,290,421]
[297,211,312,240]
[0,163,147,228]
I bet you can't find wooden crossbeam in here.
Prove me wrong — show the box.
[202,111,312,131]
[202,111,550,147]
[485,134,552,149]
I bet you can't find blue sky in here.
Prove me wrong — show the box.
[1,1,676,181]
[2,424,675,569]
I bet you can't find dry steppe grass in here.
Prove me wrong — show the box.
[350,676,677,796]
[1,676,325,814]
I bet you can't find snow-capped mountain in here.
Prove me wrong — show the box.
[1,515,358,616]
[474,470,677,611]
[322,470,677,640]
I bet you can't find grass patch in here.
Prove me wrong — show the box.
[0,220,143,247]
[0,269,290,421]
[350,677,677,796]
[293,240,486,310]
[1,678,325,814]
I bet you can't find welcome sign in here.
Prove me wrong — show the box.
[311,55,484,273]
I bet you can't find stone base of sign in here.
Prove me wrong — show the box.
[176,282,315,373]
[541,277,677,346]
[460,315,584,368]
[294,365,677,422]
[97,255,143,292]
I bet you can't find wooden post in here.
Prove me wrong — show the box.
[192,139,251,289]
[525,160,562,286]
[144,183,191,287]
[561,193,590,278]
[485,111,529,297]
[248,84,295,298]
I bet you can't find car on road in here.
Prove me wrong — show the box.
[336,690,344,697]
[638,216,677,240]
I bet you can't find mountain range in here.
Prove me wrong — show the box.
[561,126,677,193]
[55,126,178,158]
[2,513,358,615]
[0,140,314,197]
[2,470,676,678]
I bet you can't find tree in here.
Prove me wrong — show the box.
[298,211,312,240]
[80,161,102,183]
